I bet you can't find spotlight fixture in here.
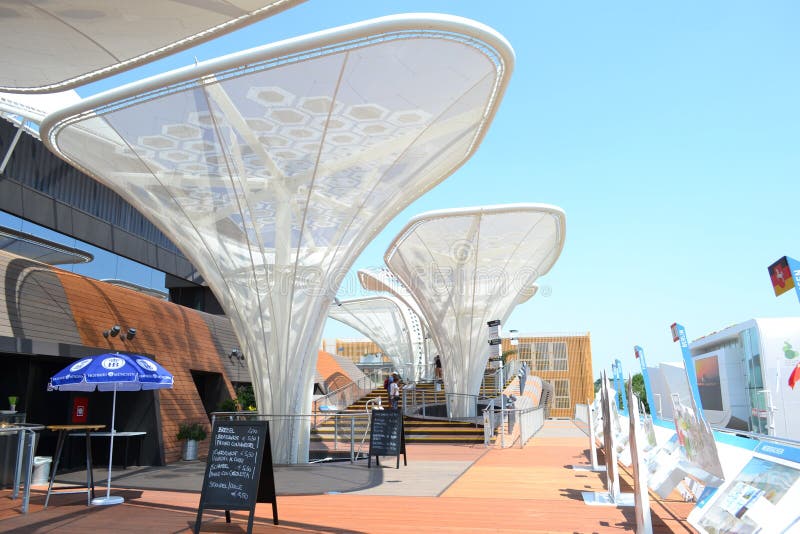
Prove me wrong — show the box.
[126,328,137,340]
[229,348,244,362]
[103,325,121,338]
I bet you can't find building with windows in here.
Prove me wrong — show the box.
[326,339,387,365]
[502,333,594,418]
[334,332,594,419]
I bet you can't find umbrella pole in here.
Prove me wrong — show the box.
[92,383,123,505]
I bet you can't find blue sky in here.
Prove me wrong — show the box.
[7,1,800,377]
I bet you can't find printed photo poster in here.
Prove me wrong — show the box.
[642,413,658,452]
[671,396,725,482]
[692,455,800,534]
[695,355,723,411]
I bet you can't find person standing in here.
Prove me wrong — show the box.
[434,355,442,381]
[389,374,400,410]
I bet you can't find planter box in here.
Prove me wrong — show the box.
[182,439,199,461]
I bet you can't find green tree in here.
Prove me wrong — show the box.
[501,348,517,367]
[235,384,256,411]
[630,373,649,414]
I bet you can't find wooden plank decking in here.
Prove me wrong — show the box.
[0,421,695,533]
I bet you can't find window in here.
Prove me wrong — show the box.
[518,342,533,362]
[532,341,568,371]
[553,379,570,409]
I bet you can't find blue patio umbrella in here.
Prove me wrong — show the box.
[49,352,173,505]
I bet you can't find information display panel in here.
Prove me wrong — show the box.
[689,442,800,534]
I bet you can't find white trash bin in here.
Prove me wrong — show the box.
[32,456,52,485]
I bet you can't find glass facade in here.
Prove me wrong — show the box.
[740,327,769,434]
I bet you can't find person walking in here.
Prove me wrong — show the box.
[434,355,442,381]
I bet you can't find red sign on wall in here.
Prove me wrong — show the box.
[71,397,88,423]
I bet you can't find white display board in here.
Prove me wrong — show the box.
[688,441,800,533]
[582,372,633,506]
[670,393,725,486]
[627,379,652,534]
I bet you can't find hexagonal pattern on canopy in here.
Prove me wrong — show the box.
[328,296,414,378]
[41,14,514,462]
[384,204,566,417]
[0,0,307,93]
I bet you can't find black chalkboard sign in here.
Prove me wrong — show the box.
[194,420,278,533]
[368,409,407,468]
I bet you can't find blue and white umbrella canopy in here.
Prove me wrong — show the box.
[49,352,173,506]
[49,353,173,392]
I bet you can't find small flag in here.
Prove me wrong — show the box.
[789,364,800,390]
[670,323,679,342]
[769,256,795,297]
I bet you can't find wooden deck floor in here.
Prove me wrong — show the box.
[0,421,696,533]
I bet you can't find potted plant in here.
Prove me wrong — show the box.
[177,422,207,461]
[8,396,17,412]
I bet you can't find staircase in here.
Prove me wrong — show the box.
[310,379,487,449]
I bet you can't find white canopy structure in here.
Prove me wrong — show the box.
[358,267,428,326]
[41,14,515,462]
[384,204,566,417]
[358,266,433,377]
[0,0,306,93]
[328,296,414,378]
[357,265,539,381]
[0,90,83,173]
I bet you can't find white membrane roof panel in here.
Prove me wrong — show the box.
[41,14,514,462]
[357,266,428,329]
[384,204,565,416]
[328,296,414,375]
[0,0,306,93]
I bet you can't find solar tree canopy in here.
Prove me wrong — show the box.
[358,267,428,330]
[0,0,306,93]
[41,14,515,463]
[357,266,537,379]
[0,90,80,130]
[328,296,414,379]
[384,204,566,417]
[358,266,434,376]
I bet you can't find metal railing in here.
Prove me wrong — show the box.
[481,369,544,448]
[481,367,503,396]
[356,365,393,384]
[479,359,525,397]
[483,403,545,448]
[312,375,375,421]
[402,387,485,423]
[418,362,435,382]
[212,411,375,463]
[358,367,386,388]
